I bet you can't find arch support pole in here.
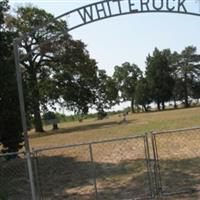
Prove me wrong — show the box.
[13,39,37,200]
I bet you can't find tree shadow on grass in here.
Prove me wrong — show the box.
[30,119,137,139]
[35,156,200,199]
[1,155,200,200]
[157,158,200,199]
[35,156,151,200]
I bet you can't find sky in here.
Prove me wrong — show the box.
[8,0,200,112]
[9,0,200,76]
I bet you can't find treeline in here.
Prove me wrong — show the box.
[1,1,200,153]
[114,47,200,112]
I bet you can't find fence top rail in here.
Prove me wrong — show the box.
[33,134,146,153]
[152,126,200,136]
[0,151,25,157]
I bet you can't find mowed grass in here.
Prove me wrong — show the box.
[28,107,200,199]
[1,107,200,199]
[30,106,200,148]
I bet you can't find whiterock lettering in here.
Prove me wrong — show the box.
[77,0,188,24]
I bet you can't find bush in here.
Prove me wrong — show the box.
[97,110,107,120]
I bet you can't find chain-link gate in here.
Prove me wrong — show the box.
[33,134,154,200]
[151,127,200,199]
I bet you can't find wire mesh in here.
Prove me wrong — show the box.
[0,152,32,200]
[34,135,153,200]
[92,136,152,200]
[153,127,200,198]
[35,144,95,200]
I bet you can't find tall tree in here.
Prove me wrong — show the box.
[54,39,98,118]
[7,6,72,132]
[162,49,181,108]
[95,69,118,118]
[175,46,200,107]
[135,77,151,112]
[113,62,142,113]
[146,48,174,110]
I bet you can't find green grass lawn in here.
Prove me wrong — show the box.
[30,106,200,148]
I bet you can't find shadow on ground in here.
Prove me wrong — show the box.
[30,119,137,138]
[1,155,200,199]
[34,156,151,200]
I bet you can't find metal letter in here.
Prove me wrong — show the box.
[77,5,94,23]
[153,0,164,11]
[166,0,175,11]
[117,0,122,14]
[178,0,187,12]
[106,1,112,16]
[95,2,107,19]
[128,0,138,13]
[140,0,150,11]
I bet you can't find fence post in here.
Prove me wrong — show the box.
[144,133,154,198]
[89,144,98,200]
[13,39,37,200]
[151,132,162,197]
[32,150,41,200]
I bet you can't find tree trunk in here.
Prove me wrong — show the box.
[174,98,177,109]
[143,104,148,112]
[31,71,44,132]
[184,73,189,108]
[33,99,44,132]
[52,123,58,130]
[161,101,165,110]
[26,47,44,133]
[157,102,161,111]
[131,98,135,113]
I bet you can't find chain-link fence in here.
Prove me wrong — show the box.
[0,151,32,200]
[152,127,200,198]
[33,134,153,200]
[1,127,200,200]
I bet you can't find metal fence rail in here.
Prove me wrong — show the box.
[152,127,200,198]
[33,134,153,200]
[1,127,200,200]
[0,152,32,200]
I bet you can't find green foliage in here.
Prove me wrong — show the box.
[175,46,200,107]
[135,77,151,112]
[113,62,142,112]
[146,48,174,110]
[7,6,99,132]
[6,6,66,132]
[55,39,98,116]
[95,69,118,117]
[43,111,56,120]
[0,31,23,153]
